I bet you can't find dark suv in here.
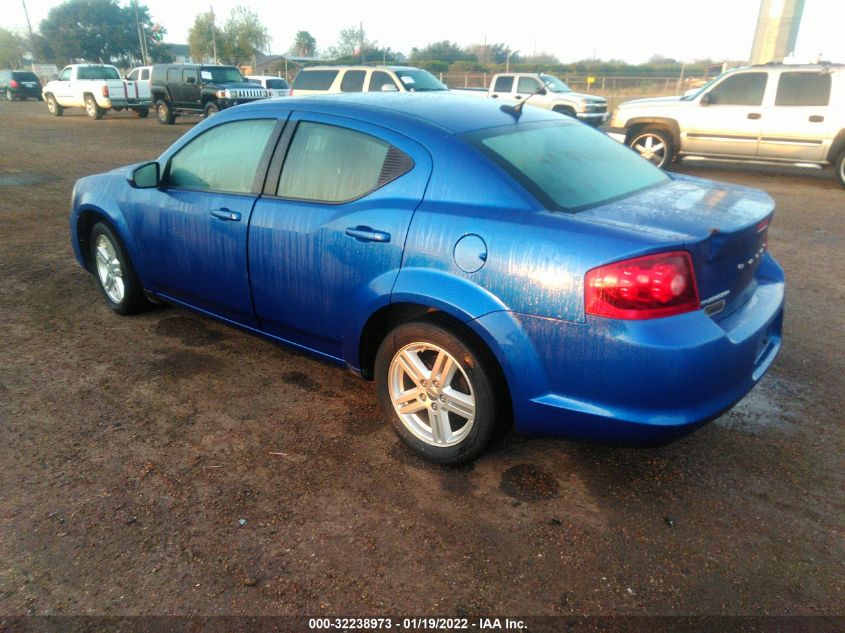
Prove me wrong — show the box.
[150,64,267,124]
[0,70,42,101]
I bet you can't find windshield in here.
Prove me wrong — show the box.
[201,66,244,83]
[681,76,722,100]
[539,74,571,93]
[393,69,447,92]
[77,66,120,80]
[266,79,289,89]
[464,121,669,212]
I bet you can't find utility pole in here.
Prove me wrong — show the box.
[132,0,149,65]
[360,21,365,64]
[211,5,218,63]
[22,0,37,62]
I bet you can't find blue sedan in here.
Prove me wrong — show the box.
[70,94,784,464]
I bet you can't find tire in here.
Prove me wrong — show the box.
[374,320,503,465]
[836,150,845,189]
[553,105,576,117]
[156,100,174,125]
[45,93,63,116]
[89,221,149,315]
[84,94,104,120]
[204,101,219,118]
[5,89,13,101]
[132,106,149,118]
[628,127,674,168]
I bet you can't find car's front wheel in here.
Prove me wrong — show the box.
[628,127,674,168]
[89,222,149,315]
[836,149,845,189]
[84,95,104,119]
[374,320,503,464]
[204,101,219,118]
[45,94,62,116]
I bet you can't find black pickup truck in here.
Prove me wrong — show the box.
[150,64,268,124]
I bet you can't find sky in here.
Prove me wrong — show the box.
[8,0,845,64]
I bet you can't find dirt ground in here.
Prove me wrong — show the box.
[0,99,843,622]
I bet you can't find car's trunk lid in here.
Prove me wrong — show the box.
[576,175,774,318]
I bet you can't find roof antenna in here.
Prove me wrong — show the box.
[501,79,551,119]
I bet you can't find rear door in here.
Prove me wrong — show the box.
[758,70,833,161]
[248,112,432,359]
[134,116,284,325]
[489,75,514,99]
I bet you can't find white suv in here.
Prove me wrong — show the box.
[607,63,845,188]
[291,66,447,95]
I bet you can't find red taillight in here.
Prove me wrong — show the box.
[101,85,109,97]
[10,80,19,88]
[585,251,700,320]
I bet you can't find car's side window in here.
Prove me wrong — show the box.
[340,70,366,92]
[183,68,198,83]
[517,76,540,94]
[127,70,137,81]
[369,71,398,92]
[706,73,768,106]
[277,122,412,203]
[141,69,149,81]
[59,68,71,81]
[494,76,514,92]
[775,72,831,106]
[167,119,276,194]
[166,68,179,83]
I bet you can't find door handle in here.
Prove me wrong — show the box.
[747,112,761,120]
[210,208,241,221]
[345,226,391,243]
[491,94,499,99]
[809,115,824,123]
[515,95,523,100]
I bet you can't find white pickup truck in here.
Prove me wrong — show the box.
[454,73,609,126]
[42,64,152,119]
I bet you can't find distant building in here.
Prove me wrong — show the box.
[247,53,322,79]
[750,0,805,64]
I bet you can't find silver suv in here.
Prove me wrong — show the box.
[607,63,845,188]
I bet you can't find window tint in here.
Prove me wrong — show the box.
[369,71,398,92]
[517,76,540,94]
[168,120,276,194]
[12,71,39,82]
[278,122,410,202]
[706,73,767,106]
[775,72,831,106]
[340,70,366,92]
[465,121,669,212]
[77,66,120,80]
[183,68,198,83]
[293,70,339,90]
[493,76,514,92]
[266,78,288,89]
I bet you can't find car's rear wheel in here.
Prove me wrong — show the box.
[156,100,174,125]
[84,95,104,120]
[204,101,219,118]
[90,221,149,315]
[5,89,13,101]
[132,106,149,118]
[836,150,845,189]
[374,320,502,464]
[628,127,674,168]
[45,94,62,116]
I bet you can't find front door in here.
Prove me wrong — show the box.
[248,113,432,360]
[133,117,282,326]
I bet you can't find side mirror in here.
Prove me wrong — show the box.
[186,76,196,84]
[539,88,547,95]
[700,93,713,105]
[128,161,160,189]
[380,84,399,92]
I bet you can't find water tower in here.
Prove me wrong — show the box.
[750,0,805,64]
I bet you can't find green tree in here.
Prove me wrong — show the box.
[324,27,369,60]
[0,28,28,68]
[290,30,316,57]
[187,11,223,63]
[410,41,476,65]
[221,6,269,65]
[38,0,155,65]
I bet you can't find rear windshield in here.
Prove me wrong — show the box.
[77,66,120,80]
[393,69,447,92]
[293,70,339,90]
[201,66,243,83]
[12,71,40,82]
[464,121,669,212]
[266,78,289,89]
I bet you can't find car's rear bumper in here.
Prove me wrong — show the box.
[473,254,785,445]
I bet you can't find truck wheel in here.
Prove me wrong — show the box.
[204,102,220,118]
[156,100,174,125]
[84,95,104,120]
[132,106,150,118]
[45,94,63,116]
[836,150,845,189]
[628,127,674,168]
[553,105,576,117]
